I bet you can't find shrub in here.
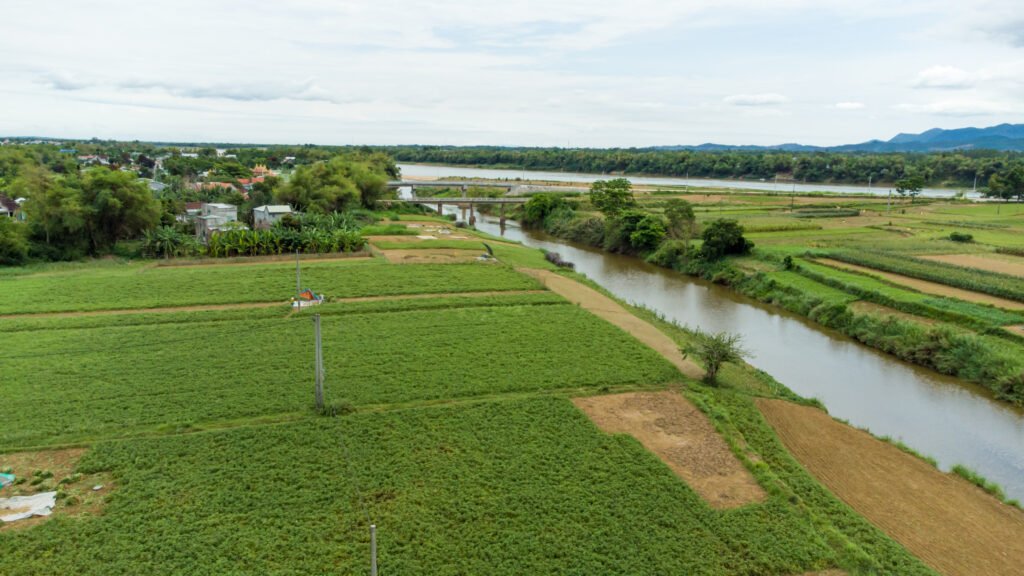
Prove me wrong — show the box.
[948,231,974,243]
[0,218,30,265]
[646,239,691,269]
[543,250,575,269]
[699,219,753,261]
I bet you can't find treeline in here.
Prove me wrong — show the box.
[380,145,1024,187]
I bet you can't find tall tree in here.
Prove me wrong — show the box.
[664,198,697,254]
[986,166,1024,202]
[895,175,925,202]
[79,169,160,253]
[589,178,635,216]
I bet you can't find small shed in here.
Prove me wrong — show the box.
[253,205,293,229]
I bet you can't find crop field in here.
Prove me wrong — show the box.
[826,251,1024,303]
[0,298,678,448]
[0,396,934,575]
[0,259,541,315]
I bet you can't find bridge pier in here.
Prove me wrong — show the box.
[437,202,443,215]
[460,205,467,223]
[499,203,506,226]
[469,203,476,226]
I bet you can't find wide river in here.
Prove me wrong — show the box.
[398,163,975,199]
[463,211,1024,501]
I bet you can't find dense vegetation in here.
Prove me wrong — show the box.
[381,145,1024,187]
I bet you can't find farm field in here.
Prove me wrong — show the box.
[4,219,1022,575]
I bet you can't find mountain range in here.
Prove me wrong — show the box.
[655,123,1024,153]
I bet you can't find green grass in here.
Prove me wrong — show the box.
[763,271,857,307]
[0,260,541,314]
[0,396,933,575]
[373,239,494,250]
[0,302,678,448]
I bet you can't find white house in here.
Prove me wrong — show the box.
[253,205,294,229]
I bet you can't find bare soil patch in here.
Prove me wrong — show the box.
[849,301,936,326]
[816,258,1024,310]
[921,253,1024,278]
[758,399,1024,576]
[1005,325,1024,337]
[574,391,766,508]
[381,249,488,264]
[0,448,112,532]
[520,269,703,379]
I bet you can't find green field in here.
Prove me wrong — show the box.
[0,252,939,575]
[0,259,541,314]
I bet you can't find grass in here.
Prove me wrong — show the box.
[950,465,1021,508]
[0,259,541,314]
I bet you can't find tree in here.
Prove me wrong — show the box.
[986,166,1024,202]
[895,175,925,202]
[589,178,635,216]
[682,330,751,384]
[17,165,86,249]
[664,198,697,257]
[699,219,753,261]
[629,214,667,251]
[0,217,29,265]
[522,194,568,227]
[79,168,161,254]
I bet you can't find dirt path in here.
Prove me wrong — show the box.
[758,399,1024,576]
[153,255,373,269]
[0,291,549,320]
[920,253,1024,278]
[574,392,765,508]
[816,258,1024,310]
[520,269,704,379]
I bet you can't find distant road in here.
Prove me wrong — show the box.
[397,163,976,199]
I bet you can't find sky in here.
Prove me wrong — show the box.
[1,0,1023,147]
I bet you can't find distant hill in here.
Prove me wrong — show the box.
[654,123,1024,153]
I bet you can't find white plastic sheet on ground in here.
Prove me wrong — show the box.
[0,492,57,523]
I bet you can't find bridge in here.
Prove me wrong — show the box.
[387,180,519,193]
[379,195,527,226]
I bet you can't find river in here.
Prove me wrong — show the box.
[398,163,976,199]
[466,212,1024,501]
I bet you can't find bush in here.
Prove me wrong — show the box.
[948,231,974,243]
[646,240,691,270]
[543,250,575,269]
[699,219,753,261]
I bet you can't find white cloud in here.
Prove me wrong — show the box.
[913,65,975,89]
[895,99,1019,116]
[834,101,866,110]
[723,93,789,106]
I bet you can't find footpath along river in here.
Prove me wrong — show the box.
[468,213,1024,501]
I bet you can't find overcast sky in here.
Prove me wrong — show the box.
[1,0,1023,147]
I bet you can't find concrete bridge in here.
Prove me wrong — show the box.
[380,195,527,226]
[387,180,521,194]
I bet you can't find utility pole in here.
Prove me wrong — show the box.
[295,250,301,298]
[313,313,323,411]
[370,524,378,576]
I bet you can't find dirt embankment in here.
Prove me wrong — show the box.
[816,258,1024,310]
[758,399,1024,576]
[920,253,1024,278]
[519,269,704,379]
[574,391,765,508]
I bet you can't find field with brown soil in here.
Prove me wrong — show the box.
[816,258,1024,310]
[381,249,488,264]
[758,399,1024,576]
[573,391,765,508]
[519,268,703,379]
[920,253,1024,278]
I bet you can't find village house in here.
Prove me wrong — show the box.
[194,202,244,243]
[252,205,293,229]
[0,194,24,220]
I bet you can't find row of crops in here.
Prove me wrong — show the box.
[826,250,1024,303]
